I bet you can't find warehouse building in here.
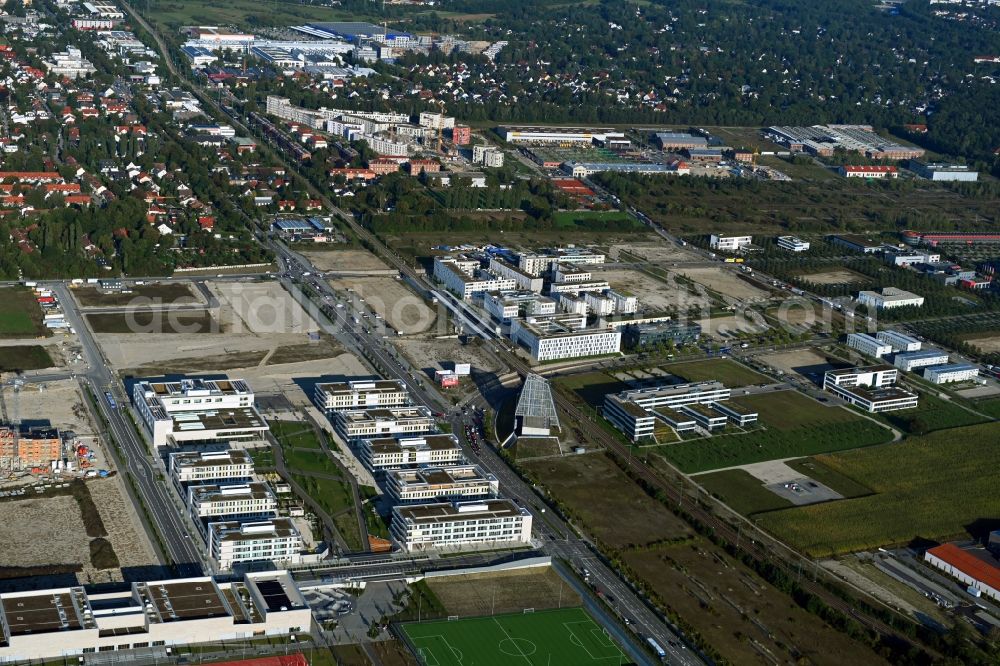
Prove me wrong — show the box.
[0,571,312,660]
[856,287,924,310]
[208,519,303,571]
[390,499,532,552]
[829,234,883,254]
[823,366,918,412]
[498,126,623,145]
[923,363,980,384]
[132,378,268,448]
[360,434,463,470]
[847,333,892,359]
[509,314,622,361]
[893,350,950,372]
[385,465,499,503]
[655,132,708,151]
[333,406,435,440]
[924,543,1000,602]
[876,330,922,352]
[908,161,978,182]
[314,379,409,412]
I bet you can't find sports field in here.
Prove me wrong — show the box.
[401,608,628,666]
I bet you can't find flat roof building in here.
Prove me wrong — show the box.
[433,256,516,301]
[509,314,622,362]
[829,234,883,254]
[823,366,918,413]
[187,482,278,525]
[314,379,409,412]
[132,378,267,448]
[603,381,747,441]
[385,465,499,503]
[846,333,892,359]
[169,450,254,489]
[857,287,924,310]
[876,330,922,352]
[499,126,623,145]
[924,364,979,385]
[893,350,949,372]
[909,161,978,182]
[777,236,810,252]
[622,321,702,349]
[361,434,463,470]
[0,572,311,660]
[209,519,303,571]
[390,499,532,552]
[484,290,557,323]
[709,234,752,252]
[489,256,544,292]
[333,406,435,440]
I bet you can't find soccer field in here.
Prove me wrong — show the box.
[401,607,630,666]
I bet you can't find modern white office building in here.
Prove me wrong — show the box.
[924,364,980,384]
[333,406,435,440]
[517,248,606,276]
[187,483,278,524]
[433,256,516,301]
[876,330,922,352]
[856,287,924,310]
[709,234,753,252]
[509,314,622,361]
[484,291,557,323]
[777,236,810,252]
[488,257,544,292]
[169,450,254,489]
[390,499,532,552]
[360,434,463,470]
[132,378,268,448]
[893,350,950,372]
[384,465,499,503]
[314,379,410,412]
[547,280,612,296]
[0,572,312,660]
[208,519,304,571]
[823,366,918,413]
[846,333,892,358]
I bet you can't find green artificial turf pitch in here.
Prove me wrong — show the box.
[401,607,629,666]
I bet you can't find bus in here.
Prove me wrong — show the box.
[104,392,117,409]
[647,637,667,659]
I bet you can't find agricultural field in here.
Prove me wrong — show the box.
[757,422,1000,555]
[520,452,692,549]
[662,358,769,387]
[657,390,893,473]
[0,345,55,371]
[623,538,889,666]
[401,608,626,666]
[424,566,580,617]
[0,287,48,338]
[72,284,197,307]
[148,0,353,31]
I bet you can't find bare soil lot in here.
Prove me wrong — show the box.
[758,348,839,377]
[86,311,219,334]
[73,284,198,308]
[425,566,580,616]
[328,277,437,335]
[394,337,501,379]
[674,266,769,302]
[212,281,318,336]
[1,378,95,435]
[962,332,1000,354]
[700,314,768,340]
[611,242,703,263]
[798,267,869,285]
[300,249,390,273]
[595,267,712,312]
[0,478,156,583]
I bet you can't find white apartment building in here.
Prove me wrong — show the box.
[924,364,979,384]
[362,133,411,157]
[44,47,97,79]
[876,330,922,352]
[187,483,278,524]
[385,465,499,503]
[433,256,516,301]
[823,366,918,413]
[846,333,892,358]
[484,291,556,322]
[361,434,463,470]
[418,112,455,130]
[583,292,615,316]
[709,234,752,252]
[856,287,924,310]
[489,257,544,292]
[606,289,639,314]
[517,248,605,276]
[209,519,303,571]
[552,264,592,283]
[390,499,532,552]
[334,406,435,440]
[509,314,622,361]
[557,294,589,316]
[777,236,810,252]
[132,378,268,448]
[472,144,504,168]
[0,572,312,661]
[893,350,949,372]
[314,379,409,412]
[169,450,254,489]
[547,280,611,296]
